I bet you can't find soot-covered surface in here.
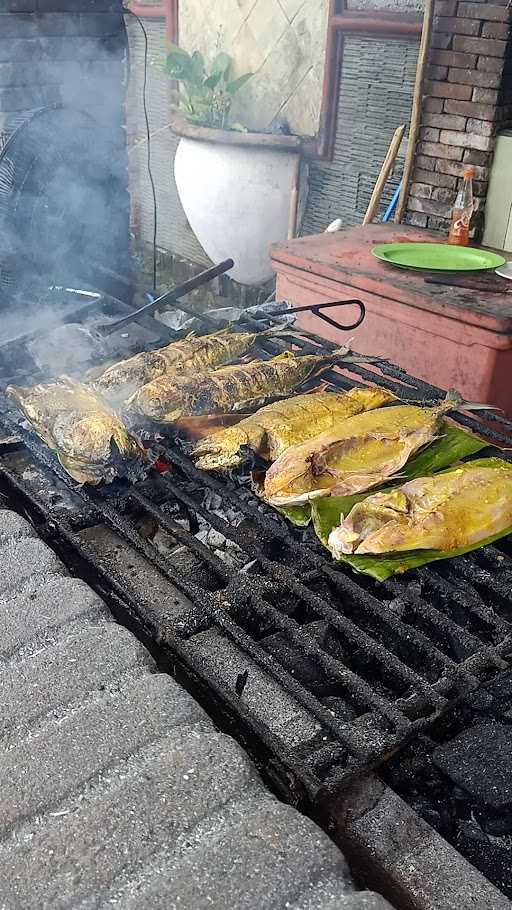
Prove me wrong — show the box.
[382,672,512,899]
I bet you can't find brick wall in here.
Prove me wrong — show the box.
[406,0,512,237]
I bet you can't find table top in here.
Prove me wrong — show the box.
[271,225,512,334]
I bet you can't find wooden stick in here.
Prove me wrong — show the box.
[394,0,435,224]
[288,154,302,240]
[363,124,406,225]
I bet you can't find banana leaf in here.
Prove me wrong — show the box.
[281,422,486,532]
[276,504,312,527]
[321,455,511,581]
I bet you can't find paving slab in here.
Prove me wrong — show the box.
[0,507,393,909]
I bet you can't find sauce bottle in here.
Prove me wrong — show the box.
[448,167,475,246]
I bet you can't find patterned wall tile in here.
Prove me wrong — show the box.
[180,0,328,135]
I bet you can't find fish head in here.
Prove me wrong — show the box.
[127,381,183,422]
[193,426,251,471]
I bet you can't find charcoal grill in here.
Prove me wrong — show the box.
[0,297,512,803]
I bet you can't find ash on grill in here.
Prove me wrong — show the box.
[1,289,512,902]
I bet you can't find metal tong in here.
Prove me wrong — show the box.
[96,259,234,336]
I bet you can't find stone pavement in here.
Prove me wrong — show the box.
[0,508,393,909]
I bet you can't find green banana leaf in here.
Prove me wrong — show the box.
[276,504,312,527]
[281,422,486,532]
[320,455,511,581]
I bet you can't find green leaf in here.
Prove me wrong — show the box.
[190,50,206,80]
[226,72,254,94]
[229,122,249,132]
[204,72,223,90]
[211,51,232,77]
[277,504,311,528]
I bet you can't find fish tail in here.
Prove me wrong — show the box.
[442,388,501,412]
[332,345,381,365]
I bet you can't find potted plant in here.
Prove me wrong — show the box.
[165,46,303,287]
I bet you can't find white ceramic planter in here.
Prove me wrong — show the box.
[172,116,302,286]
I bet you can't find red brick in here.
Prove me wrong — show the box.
[405,211,429,228]
[443,98,496,119]
[431,49,478,68]
[435,16,481,36]
[431,32,452,49]
[408,196,452,216]
[482,21,510,38]
[453,35,507,56]
[432,186,455,203]
[463,147,493,166]
[472,86,500,103]
[440,128,494,150]
[414,167,458,188]
[418,141,464,160]
[410,182,433,199]
[424,96,445,113]
[426,215,450,232]
[435,0,457,15]
[415,154,436,171]
[423,111,467,131]
[436,158,489,180]
[420,126,441,142]
[448,66,501,87]
[467,116,495,135]
[426,80,473,100]
[428,65,449,80]
[477,55,505,72]
[458,2,512,21]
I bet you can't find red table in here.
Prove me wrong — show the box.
[271,224,512,414]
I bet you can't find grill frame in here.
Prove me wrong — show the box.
[1,300,512,799]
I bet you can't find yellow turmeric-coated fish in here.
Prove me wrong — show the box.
[7,377,145,486]
[127,347,367,424]
[193,387,395,471]
[263,399,459,507]
[328,458,512,557]
[95,328,278,401]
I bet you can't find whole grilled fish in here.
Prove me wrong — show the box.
[328,458,512,557]
[95,328,280,401]
[7,377,145,486]
[127,347,370,424]
[193,387,395,471]
[263,399,460,507]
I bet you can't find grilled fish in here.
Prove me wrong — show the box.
[263,399,460,507]
[193,387,395,471]
[95,328,279,401]
[7,377,145,486]
[328,458,512,557]
[127,346,369,424]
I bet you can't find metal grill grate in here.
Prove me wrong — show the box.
[1,308,512,797]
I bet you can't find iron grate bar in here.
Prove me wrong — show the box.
[261,562,450,711]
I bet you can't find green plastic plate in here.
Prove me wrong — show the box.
[372,242,506,272]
